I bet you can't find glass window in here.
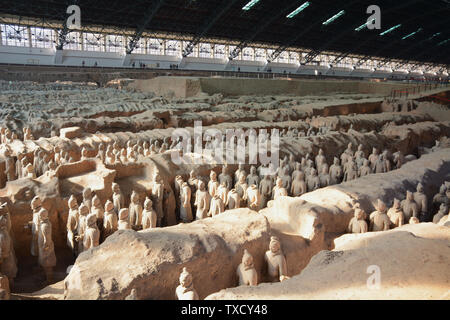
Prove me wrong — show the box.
[254,48,266,61]
[1,24,29,47]
[83,32,104,52]
[213,44,226,59]
[63,31,81,50]
[30,27,54,48]
[166,40,181,56]
[288,52,299,64]
[148,38,163,55]
[133,38,146,54]
[277,51,289,63]
[106,34,125,53]
[241,47,254,61]
[198,43,212,58]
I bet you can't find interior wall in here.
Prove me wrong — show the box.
[0,45,447,81]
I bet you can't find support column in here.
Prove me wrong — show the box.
[80,32,84,51]
[27,26,32,48]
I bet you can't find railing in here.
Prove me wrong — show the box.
[2,62,449,84]
[388,82,450,100]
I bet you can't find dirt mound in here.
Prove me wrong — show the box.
[63,209,270,300]
[206,223,450,300]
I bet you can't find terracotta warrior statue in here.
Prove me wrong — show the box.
[129,191,143,231]
[77,204,90,254]
[387,198,404,228]
[432,185,448,214]
[0,273,10,300]
[413,183,428,221]
[141,198,157,229]
[91,195,104,238]
[291,171,307,197]
[259,175,273,208]
[368,147,379,171]
[318,166,330,188]
[37,208,57,283]
[218,166,233,190]
[273,177,288,200]
[433,203,448,224]
[329,157,343,185]
[195,180,210,220]
[359,159,372,177]
[175,267,199,300]
[264,236,288,282]
[306,168,320,192]
[0,215,17,289]
[29,196,43,257]
[66,195,79,256]
[369,199,391,232]
[151,172,164,227]
[247,166,260,187]
[208,170,219,198]
[234,164,246,185]
[216,181,229,205]
[179,182,193,223]
[112,183,124,214]
[354,144,365,159]
[4,149,16,182]
[347,207,368,233]
[246,184,261,211]
[344,158,358,181]
[226,188,240,210]
[82,187,93,211]
[103,200,118,238]
[291,163,302,181]
[235,173,248,207]
[208,194,225,217]
[118,208,132,230]
[402,191,419,222]
[237,249,258,286]
[77,213,100,251]
[315,149,326,173]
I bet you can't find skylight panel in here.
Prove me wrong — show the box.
[355,18,376,31]
[242,0,261,11]
[437,39,449,46]
[286,2,311,19]
[402,28,423,40]
[322,10,345,25]
[379,24,401,36]
[428,32,441,40]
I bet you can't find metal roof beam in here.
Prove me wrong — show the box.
[126,0,164,54]
[182,0,239,57]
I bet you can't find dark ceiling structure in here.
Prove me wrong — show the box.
[0,0,449,66]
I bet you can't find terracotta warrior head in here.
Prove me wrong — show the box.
[92,195,101,208]
[119,208,129,221]
[105,200,114,212]
[144,197,153,210]
[377,199,387,213]
[179,267,193,289]
[31,196,42,211]
[269,236,281,254]
[79,204,89,217]
[131,191,139,204]
[68,195,78,209]
[416,183,424,193]
[242,249,254,271]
